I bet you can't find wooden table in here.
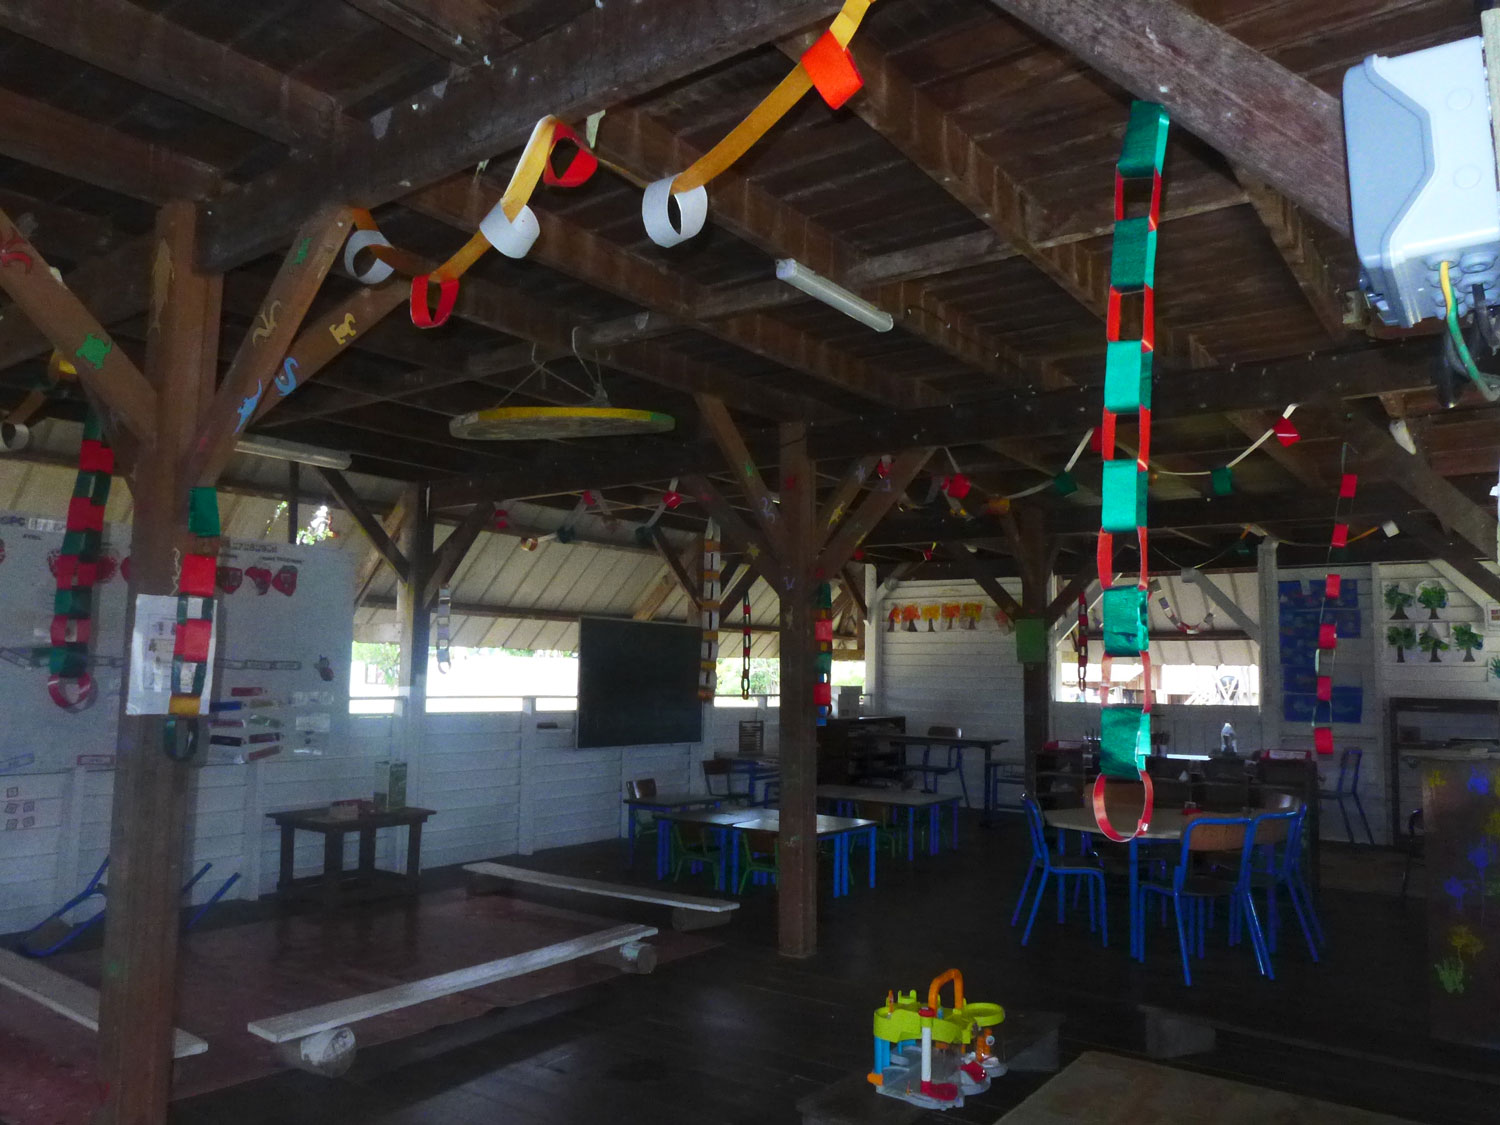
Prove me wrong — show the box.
[268,806,434,910]
[1045,806,1188,960]
[653,808,876,896]
[816,785,960,859]
[622,792,723,877]
[648,808,748,888]
[881,733,1007,811]
[711,752,781,802]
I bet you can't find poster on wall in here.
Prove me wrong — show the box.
[0,512,353,776]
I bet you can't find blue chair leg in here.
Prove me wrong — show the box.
[1022,871,1050,946]
[1011,861,1038,926]
[1284,878,1321,962]
[1296,872,1326,946]
[1172,895,1192,986]
[1336,795,1354,844]
[1238,889,1272,978]
[1352,793,1374,845]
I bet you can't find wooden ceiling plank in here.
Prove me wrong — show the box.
[190,206,354,485]
[0,87,222,203]
[1235,170,1351,341]
[0,0,343,148]
[197,0,847,270]
[0,206,156,442]
[342,0,521,63]
[985,0,1349,236]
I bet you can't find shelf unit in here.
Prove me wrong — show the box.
[1386,696,1500,842]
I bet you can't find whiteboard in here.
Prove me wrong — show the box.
[0,511,352,776]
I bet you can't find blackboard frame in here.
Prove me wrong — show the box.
[576,616,703,748]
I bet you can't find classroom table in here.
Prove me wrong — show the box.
[879,733,1007,811]
[711,753,781,803]
[268,806,434,911]
[815,785,960,859]
[1044,805,1188,961]
[622,792,724,877]
[650,808,748,892]
[730,811,878,898]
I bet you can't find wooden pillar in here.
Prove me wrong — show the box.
[1256,536,1283,748]
[396,485,433,766]
[1011,507,1055,782]
[98,201,222,1124]
[776,422,818,958]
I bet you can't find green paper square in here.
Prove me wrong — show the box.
[1100,461,1148,533]
[1109,217,1157,292]
[1117,101,1171,179]
[1100,704,1150,777]
[1101,586,1148,657]
[1053,470,1078,496]
[816,652,833,674]
[49,643,88,678]
[1014,616,1047,665]
[1211,466,1233,496]
[1103,341,1152,413]
[53,588,91,617]
[188,487,221,538]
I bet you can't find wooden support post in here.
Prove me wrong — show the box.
[1009,508,1055,783]
[396,485,433,784]
[97,200,221,1124]
[286,461,300,546]
[776,422,817,958]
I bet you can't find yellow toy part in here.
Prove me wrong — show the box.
[448,405,675,441]
[871,970,1003,1047]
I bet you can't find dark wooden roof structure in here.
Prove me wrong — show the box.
[1,0,1495,585]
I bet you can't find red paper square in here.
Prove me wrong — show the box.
[1314,727,1334,754]
[175,618,212,663]
[1273,417,1300,446]
[1318,622,1337,649]
[1339,473,1358,499]
[814,619,834,642]
[801,30,864,109]
[1331,523,1349,548]
[67,496,104,531]
[179,554,216,597]
[1324,573,1341,599]
[813,682,832,706]
[1316,675,1332,702]
[78,440,114,474]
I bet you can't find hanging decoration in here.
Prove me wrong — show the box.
[815,581,834,726]
[698,520,720,701]
[1310,460,1359,754]
[1074,593,1088,699]
[47,410,113,711]
[164,486,221,761]
[435,586,453,674]
[1150,578,1216,635]
[1092,101,1172,842]
[741,593,752,700]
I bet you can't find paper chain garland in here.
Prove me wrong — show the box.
[741,593,753,700]
[1311,464,1359,755]
[815,581,834,725]
[338,1,874,327]
[47,410,113,711]
[698,521,720,701]
[1091,102,1171,843]
[436,586,453,673]
[164,487,221,761]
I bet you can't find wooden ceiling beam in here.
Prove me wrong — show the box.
[985,0,1349,236]
[1235,170,1351,342]
[342,0,521,63]
[196,0,846,270]
[0,189,128,264]
[0,236,149,371]
[319,466,411,585]
[0,87,222,203]
[0,0,344,149]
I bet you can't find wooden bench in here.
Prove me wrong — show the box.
[247,922,657,1050]
[0,948,207,1059]
[463,861,740,931]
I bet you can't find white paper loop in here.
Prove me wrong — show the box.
[0,421,29,452]
[479,202,540,259]
[642,178,707,248]
[342,229,395,285]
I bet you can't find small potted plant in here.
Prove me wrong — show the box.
[1385,583,1415,620]
[1418,626,1450,664]
[1452,623,1484,663]
[1387,624,1418,664]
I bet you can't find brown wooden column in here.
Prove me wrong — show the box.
[98,201,222,1124]
[776,422,817,957]
[396,485,433,748]
[1009,507,1056,785]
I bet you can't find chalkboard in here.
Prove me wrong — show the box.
[576,617,702,748]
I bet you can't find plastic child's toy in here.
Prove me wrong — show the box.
[868,968,1005,1109]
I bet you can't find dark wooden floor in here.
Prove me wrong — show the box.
[170,816,1500,1125]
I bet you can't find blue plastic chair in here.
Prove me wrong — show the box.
[1318,747,1374,845]
[1250,801,1324,960]
[1014,797,1107,948]
[1136,815,1268,986]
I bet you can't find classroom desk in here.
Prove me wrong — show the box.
[622,793,724,877]
[815,785,960,859]
[1045,805,1191,961]
[268,806,434,911]
[650,808,747,891]
[880,733,1007,811]
[731,812,878,898]
[712,753,781,803]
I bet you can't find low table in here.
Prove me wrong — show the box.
[268,806,434,910]
[816,785,960,859]
[622,792,724,877]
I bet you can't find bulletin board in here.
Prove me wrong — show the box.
[0,510,353,776]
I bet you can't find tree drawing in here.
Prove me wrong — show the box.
[1452,623,1484,663]
[1418,627,1450,663]
[1387,624,1417,663]
[1488,655,1500,681]
[1417,582,1449,620]
[1385,583,1415,620]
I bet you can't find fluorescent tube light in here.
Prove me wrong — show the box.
[235,436,352,470]
[775,258,894,332]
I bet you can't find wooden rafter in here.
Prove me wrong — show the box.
[355,492,413,605]
[647,526,703,612]
[694,395,789,558]
[940,541,1023,620]
[1391,515,1500,604]
[720,564,759,620]
[683,475,788,592]
[422,500,497,608]
[1236,171,1350,341]
[343,0,520,63]
[817,448,935,577]
[319,468,410,586]
[0,237,150,372]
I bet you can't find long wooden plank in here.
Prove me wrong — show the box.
[0,946,206,1058]
[463,862,738,912]
[246,923,658,1044]
[988,0,1350,236]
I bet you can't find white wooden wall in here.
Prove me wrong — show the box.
[0,700,772,937]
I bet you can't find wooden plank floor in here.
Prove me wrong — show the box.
[170,817,1499,1125]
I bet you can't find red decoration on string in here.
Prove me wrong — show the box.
[1330,523,1349,548]
[179,555,216,598]
[1324,573,1341,600]
[662,491,682,510]
[409,275,459,328]
[1318,622,1338,649]
[1273,416,1300,446]
[1314,727,1334,754]
[1339,473,1359,499]
[852,548,865,561]
[800,30,864,109]
[943,473,971,500]
[1316,675,1333,702]
[540,121,599,187]
[1088,428,1103,455]
[493,509,509,530]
